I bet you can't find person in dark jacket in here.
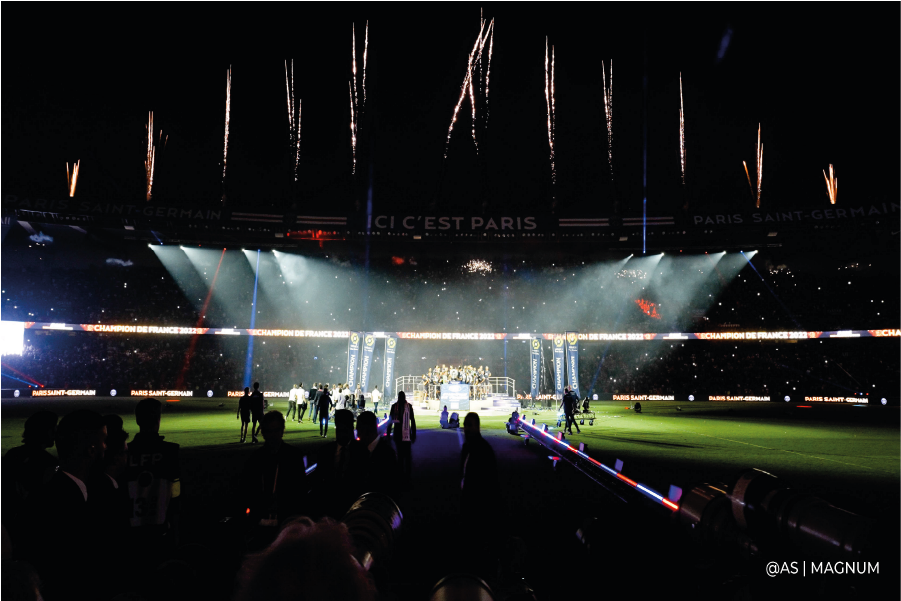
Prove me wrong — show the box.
[237,410,307,527]
[2,410,58,523]
[124,397,182,558]
[562,386,581,435]
[311,409,355,518]
[238,387,252,442]
[250,382,266,443]
[21,409,106,601]
[317,385,333,437]
[386,391,416,485]
[459,412,499,577]
[346,411,397,500]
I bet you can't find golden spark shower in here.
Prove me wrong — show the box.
[602,60,613,181]
[545,37,556,198]
[679,72,685,185]
[66,160,80,197]
[221,65,232,200]
[742,123,763,207]
[823,164,837,204]
[285,59,301,181]
[145,112,166,202]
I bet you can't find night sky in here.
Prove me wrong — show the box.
[4,3,899,215]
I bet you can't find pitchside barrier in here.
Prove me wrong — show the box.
[516,417,879,562]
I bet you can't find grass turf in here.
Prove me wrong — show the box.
[3,398,899,598]
[3,398,897,516]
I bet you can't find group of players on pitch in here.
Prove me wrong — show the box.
[237,381,384,442]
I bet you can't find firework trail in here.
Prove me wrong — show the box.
[66,160,80,197]
[679,72,685,184]
[145,111,164,202]
[349,22,368,175]
[285,60,295,147]
[602,60,613,181]
[285,59,301,181]
[352,24,359,119]
[349,82,357,175]
[444,19,486,159]
[545,38,556,194]
[363,21,368,108]
[470,18,494,151]
[823,164,837,204]
[743,123,763,207]
[485,19,494,129]
[221,65,232,198]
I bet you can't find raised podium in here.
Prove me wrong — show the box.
[441,382,470,411]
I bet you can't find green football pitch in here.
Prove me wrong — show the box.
[3,397,899,599]
[3,397,898,517]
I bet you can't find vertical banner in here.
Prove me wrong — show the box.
[346,332,362,391]
[565,331,580,398]
[359,333,376,393]
[530,338,541,401]
[553,335,565,399]
[383,335,397,401]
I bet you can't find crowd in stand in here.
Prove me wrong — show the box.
[4,333,897,399]
[2,252,896,334]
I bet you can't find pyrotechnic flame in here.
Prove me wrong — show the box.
[285,60,295,147]
[66,160,80,197]
[679,73,685,185]
[145,112,164,202]
[823,164,837,204]
[743,124,763,207]
[602,60,613,181]
[285,60,301,181]
[485,20,494,129]
[349,82,357,175]
[363,21,368,108]
[221,66,232,197]
[444,19,487,159]
[545,38,556,194]
[352,24,359,119]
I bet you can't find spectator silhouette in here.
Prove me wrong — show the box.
[250,382,266,443]
[459,412,499,577]
[236,517,375,601]
[562,386,580,435]
[88,414,131,596]
[440,406,449,429]
[312,409,355,519]
[2,410,59,527]
[21,409,106,600]
[316,385,333,437]
[386,391,416,485]
[347,411,397,499]
[238,387,251,442]
[238,411,308,531]
[125,397,182,560]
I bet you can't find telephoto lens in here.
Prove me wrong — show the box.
[341,492,403,571]
[429,573,496,601]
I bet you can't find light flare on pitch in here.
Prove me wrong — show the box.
[823,164,837,204]
[66,160,80,197]
[743,123,763,207]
